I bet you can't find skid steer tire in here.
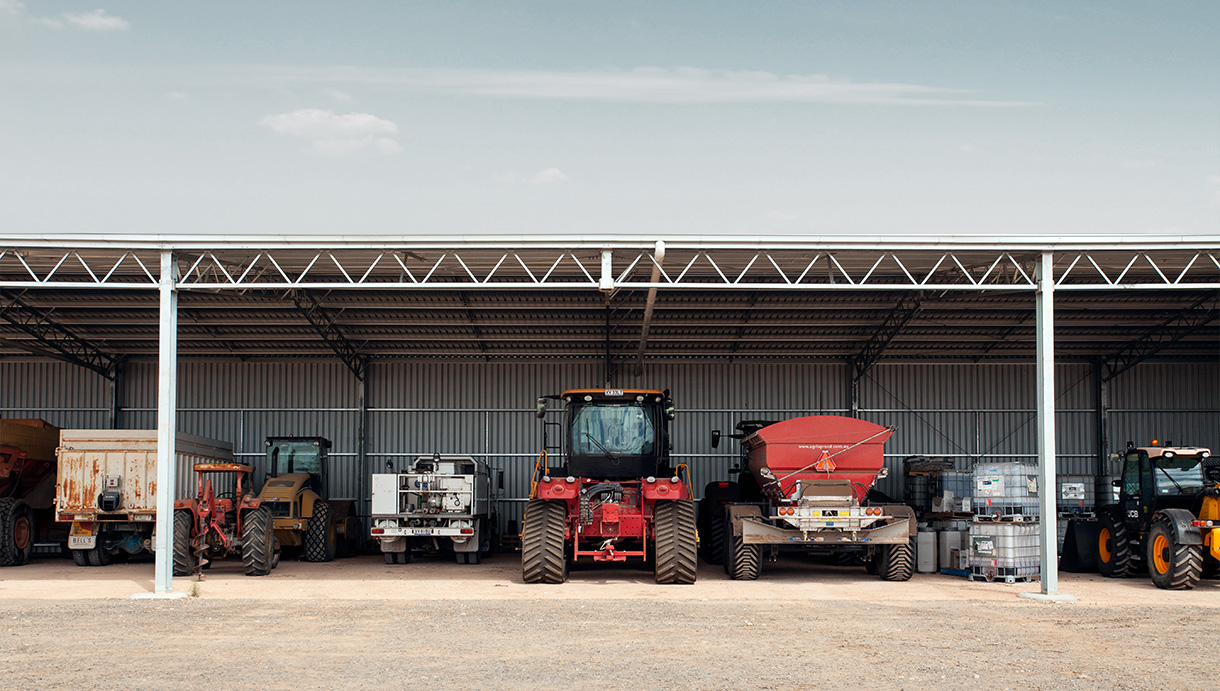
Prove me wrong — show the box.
[303,499,336,563]
[725,520,760,581]
[521,499,567,584]
[654,500,698,584]
[172,509,194,577]
[0,498,34,567]
[1097,513,1133,578]
[877,541,914,582]
[71,548,89,567]
[241,507,275,577]
[1147,514,1202,590]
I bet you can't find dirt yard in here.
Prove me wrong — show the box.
[1,553,1214,690]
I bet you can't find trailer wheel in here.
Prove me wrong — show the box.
[71,549,89,567]
[877,541,914,582]
[303,499,336,563]
[1147,514,1202,590]
[0,498,34,567]
[1097,513,1133,578]
[241,506,275,577]
[522,499,567,584]
[725,515,761,581]
[654,500,698,584]
[172,509,194,577]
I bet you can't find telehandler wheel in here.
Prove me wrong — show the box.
[303,499,336,563]
[1097,513,1133,578]
[1146,514,1202,590]
[71,549,89,567]
[241,506,275,577]
[654,500,698,584]
[877,541,914,582]
[0,498,34,567]
[172,509,194,577]
[521,499,567,584]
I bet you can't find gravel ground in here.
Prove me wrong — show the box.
[1,553,1216,690]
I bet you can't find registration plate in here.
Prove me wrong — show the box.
[69,535,96,549]
[411,529,434,535]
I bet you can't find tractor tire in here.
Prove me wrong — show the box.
[302,499,336,563]
[241,506,274,577]
[725,518,761,581]
[521,499,567,584]
[172,509,194,577]
[1147,514,1202,590]
[654,500,698,584]
[71,548,89,567]
[1097,513,1133,578]
[0,498,34,567]
[877,541,914,582]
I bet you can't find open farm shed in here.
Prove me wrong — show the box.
[1,234,1218,594]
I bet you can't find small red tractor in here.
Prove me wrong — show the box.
[522,388,697,584]
[173,462,278,577]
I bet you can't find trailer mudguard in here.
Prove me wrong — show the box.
[1157,508,1203,545]
[725,503,763,537]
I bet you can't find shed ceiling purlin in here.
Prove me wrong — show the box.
[0,235,1217,362]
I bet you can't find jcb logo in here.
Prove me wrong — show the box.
[1128,510,1140,519]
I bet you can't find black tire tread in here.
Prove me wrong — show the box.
[878,541,914,582]
[0,498,33,567]
[241,506,274,576]
[71,548,90,567]
[302,499,335,563]
[1097,513,1133,578]
[725,514,761,581]
[172,509,194,577]
[521,499,567,583]
[654,500,698,584]
[1147,514,1202,590]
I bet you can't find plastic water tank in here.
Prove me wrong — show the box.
[916,530,938,573]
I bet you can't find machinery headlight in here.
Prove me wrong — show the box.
[1164,451,1175,458]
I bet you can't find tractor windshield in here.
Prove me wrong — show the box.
[1154,455,1206,495]
[570,403,657,456]
[269,442,321,475]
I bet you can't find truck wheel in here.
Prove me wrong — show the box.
[1147,514,1202,590]
[457,551,481,565]
[1097,513,1133,578]
[522,499,567,584]
[172,509,194,577]
[86,537,111,567]
[654,500,698,584]
[0,498,34,567]
[877,541,914,582]
[72,549,90,567]
[241,506,274,577]
[302,499,336,563]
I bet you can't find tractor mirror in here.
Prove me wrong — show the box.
[711,430,721,449]
[1112,479,1122,488]
[876,467,889,480]
[664,399,676,421]
[497,469,505,491]
[535,397,548,418]
[1108,453,1120,463]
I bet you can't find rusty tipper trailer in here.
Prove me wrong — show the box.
[713,416,916,581]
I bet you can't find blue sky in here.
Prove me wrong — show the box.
[1,1,1217,236]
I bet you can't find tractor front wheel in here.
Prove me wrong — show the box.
[172,509,194,577]
[303,499,336,563]
[877,541,915,582]
[654,500,698,584]
[1147,514,1202,590]
[521,499,567,584]
[0,498,34,567]
[241,506,275,576]
[1097,513,1133,578]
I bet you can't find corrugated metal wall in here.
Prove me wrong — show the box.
[3,357,1217,533]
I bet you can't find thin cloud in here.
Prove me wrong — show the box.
[259,108,401,157]
[62,9,129,31]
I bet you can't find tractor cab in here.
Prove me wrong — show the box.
[1116,442,1215,523]
[265,436,330,495]
[537,389,675,480]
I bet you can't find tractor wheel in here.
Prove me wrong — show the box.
[1146,514,1202,590]
[71,549,89,567]
[172,509,194,577]
[725,518,760,581]
[654,500,698,584]
[877,541,915,582]
[241,506,274,577]
[302,499,336,563]
[1097,513,1133,578]
[521,499,567,584]
[0,498,34,567]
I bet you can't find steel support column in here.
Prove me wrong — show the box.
[153,251,178,594]
[1034,251,1063,598]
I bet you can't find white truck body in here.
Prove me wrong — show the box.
[371,455,493,558]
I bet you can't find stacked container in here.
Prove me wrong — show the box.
[972,462,1039,520]
[968,462,1041,583]
[1056,473,1098,552]
[929,470,972,512]
[903,474,931,515]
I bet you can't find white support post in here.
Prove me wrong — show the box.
[598,249,614,292]
[152,250,179,595]
[1021,251,1076,602]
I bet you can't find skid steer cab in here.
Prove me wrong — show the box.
[257,437,360,562]
[1097,441,1217,589]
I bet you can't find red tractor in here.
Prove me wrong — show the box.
[522,388,697,585]
[173,462,278,577]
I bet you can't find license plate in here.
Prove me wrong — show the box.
[411,529,433,535]
[69,535,96,549]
